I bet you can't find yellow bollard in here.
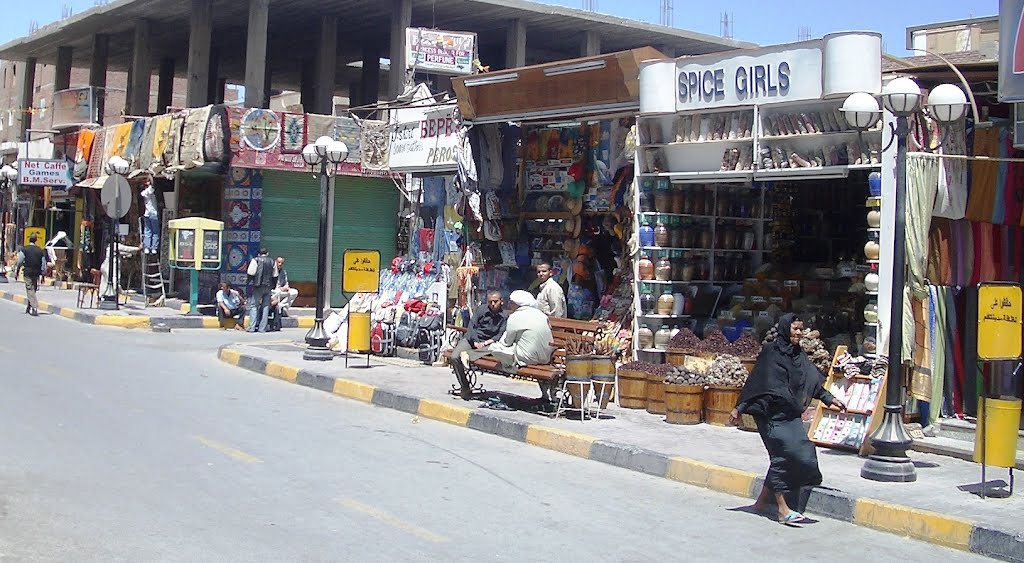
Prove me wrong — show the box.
[974,398,1023,469]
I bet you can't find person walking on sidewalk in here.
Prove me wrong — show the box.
[730,314,847,525]
[534,262,566,318]
[451,291,508,399]
[14,233,49,316]
[246,248,276,333]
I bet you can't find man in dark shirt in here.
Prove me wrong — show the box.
[451,291,507,399]
[15,233,49,317]
[246,248,276,332]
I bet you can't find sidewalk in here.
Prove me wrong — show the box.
[0,282,315,330]
[218,340,1024,561]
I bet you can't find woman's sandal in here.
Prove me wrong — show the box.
[779,511,806,525]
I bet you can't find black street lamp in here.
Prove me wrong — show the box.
[0,164,17,283]
[842,77,968,482]
[300,135,349,361]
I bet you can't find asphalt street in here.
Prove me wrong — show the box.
[0,296,989,561]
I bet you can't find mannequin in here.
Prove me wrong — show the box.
[99,239,141,296]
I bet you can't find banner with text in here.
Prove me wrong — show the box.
[405,28,477,76]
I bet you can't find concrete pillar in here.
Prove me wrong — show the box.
[129,20,152,115]
[89,34,109,125]
[389,0,412,99]
[314,15,337,115]
[263,62,272,108]
[581,30,601,56]
[54,46,73,92]
[244,0,270,108]
[18,58,36,141]
[360,44,381,111]
[185,0,213,107]
[157,58,175,113]
[207,49,220,106]
[300,57,315,112]
[505,19,527,69]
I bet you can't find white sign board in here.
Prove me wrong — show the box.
[388,104,459,171]
[405,28,477,76]
[18,159,74,188]
[676,46,823,111]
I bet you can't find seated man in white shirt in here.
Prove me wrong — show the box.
[271,256,299,316]
[216,282,246,330]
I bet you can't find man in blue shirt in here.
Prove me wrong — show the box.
[216,282,246,330]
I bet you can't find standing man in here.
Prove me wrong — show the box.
[272,256,298,316]
[451,291,507,398]
[140,179,160,255]
[15,233,48,316]
[246,248,276,333]
[535,262,566,318]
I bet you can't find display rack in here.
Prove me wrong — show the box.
[807,345,888,456]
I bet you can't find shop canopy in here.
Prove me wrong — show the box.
[452,47,665,125]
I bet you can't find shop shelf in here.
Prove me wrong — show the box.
[759,129,863,141]
[645,138,754,148]
[824,404,873,416]
[641,246,713,252]
[639,314,693,319]
[638,212,715,220]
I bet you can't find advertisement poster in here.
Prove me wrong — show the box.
[405,28,477,76]
[1001,0,1024,101]
[18,159,74,188]
[51,87,95,129]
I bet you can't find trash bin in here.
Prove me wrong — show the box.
[974,398,1023,468]
[348,312,371,352]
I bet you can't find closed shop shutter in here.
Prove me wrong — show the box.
[331,176,397,305]
[260,170,320,285]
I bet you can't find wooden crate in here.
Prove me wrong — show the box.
[806,345,888,457]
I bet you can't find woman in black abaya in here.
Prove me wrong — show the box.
[730,314,847,524]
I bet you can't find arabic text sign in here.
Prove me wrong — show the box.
[978,283,1023,360]
[388,105,459,171]
[342,249,380,293]
[405,28,476,76]
[18,159,73,188]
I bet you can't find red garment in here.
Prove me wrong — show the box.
[404,299,426,314]
[970,221,998,284]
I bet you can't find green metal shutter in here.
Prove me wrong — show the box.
[331,176,397,305]
[260,170,320,286]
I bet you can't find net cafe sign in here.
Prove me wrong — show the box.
[18,159,74,188]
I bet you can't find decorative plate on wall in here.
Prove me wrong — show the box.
[239,108,281,152]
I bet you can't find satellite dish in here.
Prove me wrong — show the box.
[99,174,131,219]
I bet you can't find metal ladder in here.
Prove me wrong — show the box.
[140,219,167,307]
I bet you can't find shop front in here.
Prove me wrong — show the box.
[448,48,660,356]
[227,108,397,308]
[634,33,892,448]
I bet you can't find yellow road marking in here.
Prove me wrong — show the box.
[193,435,263,464]
[335,497,448,544]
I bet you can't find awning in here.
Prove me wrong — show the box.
[452,47,665,125]
[76,174,108,189]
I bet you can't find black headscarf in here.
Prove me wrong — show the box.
[737,314,825,419]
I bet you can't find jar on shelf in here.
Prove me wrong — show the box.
[670,324,681,338]
[655,185,672,213]
[672,292,686,316]
[864,240,881,260]
[681,224,696,248]
[741,228,756,251]
[721,226,737,249]
[700,229,713,249]
[864,272,880,292]
[682,290,695,314]
[654,221,671,247]
[657,289,675,316]
[639,189,655,213]
[717,190,731,217]
[670,219,685,248]
[863,302,879,324]
[681,258,696,282]
[867,209,881,228]
[654,324,672,349]
[683,189,695,215]
[671,252,686,280]
[671,186,686,214]
[639,287,655,314]
[637,325,655,349]
[638,253,655,280]
[639,222,655,247]
[655,255,673,281]
[697,257,710,280]
[693,186,707,216]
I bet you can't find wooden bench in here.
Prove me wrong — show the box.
[441,316,602,400]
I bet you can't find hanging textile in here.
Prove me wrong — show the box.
[965,127,1000,223]
[905,153,939,297]
[926,217,953,286]
[934,122,968,219]
[928,285,945,426]
[970,221,998,284]
[909,296,932,401]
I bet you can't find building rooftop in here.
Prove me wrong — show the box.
[0,0,753,90]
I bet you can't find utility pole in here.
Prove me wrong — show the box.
[660,0,674,27]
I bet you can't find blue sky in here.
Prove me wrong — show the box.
[0,0,999,55]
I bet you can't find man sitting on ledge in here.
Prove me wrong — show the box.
[461,290,555,403]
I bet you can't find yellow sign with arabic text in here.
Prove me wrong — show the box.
[342,249,380,293]
[978,283,1022,361]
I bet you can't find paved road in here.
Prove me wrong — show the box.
[0,298,987,561]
